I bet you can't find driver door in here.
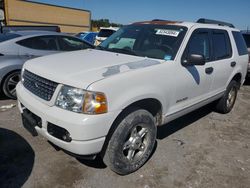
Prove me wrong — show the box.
[169,29,214,114]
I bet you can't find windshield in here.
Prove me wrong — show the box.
[0,33,21,42]
[98,29,116,38]
[99,24,187,60]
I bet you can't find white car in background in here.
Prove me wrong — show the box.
[94,27,119,46]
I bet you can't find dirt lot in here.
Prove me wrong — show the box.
[0,82,250,188]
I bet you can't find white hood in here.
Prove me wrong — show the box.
[24,49,162,89]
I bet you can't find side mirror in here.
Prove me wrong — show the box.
[182,54,206,66]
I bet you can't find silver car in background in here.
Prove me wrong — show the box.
[0,31,94,99]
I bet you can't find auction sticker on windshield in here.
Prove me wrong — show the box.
[155,29,180,37]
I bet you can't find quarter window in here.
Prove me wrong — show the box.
[233,31,248,56]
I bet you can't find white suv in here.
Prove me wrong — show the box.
[16,19,249,175]
[94,27,119,46]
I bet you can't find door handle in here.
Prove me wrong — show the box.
[205,67,214,74]
[231,61,236,67]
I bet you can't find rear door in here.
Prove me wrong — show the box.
[209,29,234,94]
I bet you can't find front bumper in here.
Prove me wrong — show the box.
[16,83,120,155]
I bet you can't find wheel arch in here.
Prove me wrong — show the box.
[100,97,163,157]
[0,68,22,93]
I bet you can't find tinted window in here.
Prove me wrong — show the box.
[243,34,250,48]
[0,33,21,42]
[212,31,232,60]
[98,29,116,38]
[58,36,92,51]
[187,31,210,60]
[17,36,59,51]
[232,31,248,55]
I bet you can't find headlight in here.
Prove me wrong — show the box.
[55,85,108,114]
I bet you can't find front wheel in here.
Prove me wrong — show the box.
[215,80,239,114]
[2,71,21,99]
[103,109,156,175]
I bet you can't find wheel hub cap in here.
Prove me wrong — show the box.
[123,125,148,161]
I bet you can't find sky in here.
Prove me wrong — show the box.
[30,0,250,30]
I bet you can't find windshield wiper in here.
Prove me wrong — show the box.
[95,45,107,51]
[107,48,137,56]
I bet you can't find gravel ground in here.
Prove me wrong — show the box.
[0,81,249,188]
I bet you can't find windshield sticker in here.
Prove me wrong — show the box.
[155,29,180,37]
[164,55,172,61]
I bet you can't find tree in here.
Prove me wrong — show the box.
[91,19,122,30]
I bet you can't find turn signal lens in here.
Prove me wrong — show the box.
[83,92,108,114]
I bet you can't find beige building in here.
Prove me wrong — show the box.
[0,0,91,33]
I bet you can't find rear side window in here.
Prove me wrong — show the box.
[212,30,232,60]
[232,31,248,55]
[243,34,250,48]
[17,36,59,51]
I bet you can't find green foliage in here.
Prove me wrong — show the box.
[91,19,123,29]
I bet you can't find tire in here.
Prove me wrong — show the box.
[103,109,156,175]
[2,71,21,99]
[215,80,239,114]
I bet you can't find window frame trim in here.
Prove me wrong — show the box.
[182,28,212,63]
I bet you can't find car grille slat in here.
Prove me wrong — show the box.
[23,70,58,101]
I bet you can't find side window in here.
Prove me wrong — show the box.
[232,31,248,56]
[243,34,250,48]
[58,36,92,51]
[187,31,210,60]
[17,36,59,51]
[212,30,232,60]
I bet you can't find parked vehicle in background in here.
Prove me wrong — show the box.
[0,31,94,99]
[94,27,119,46]
[242,31,250,77]
[16,19,248,175]
[76,32,98,45]
[1,25,61,34]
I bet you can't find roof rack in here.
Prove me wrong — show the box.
[197,18,235,28]
[152,19,167,22]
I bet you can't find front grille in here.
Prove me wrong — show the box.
[23,70,58,101]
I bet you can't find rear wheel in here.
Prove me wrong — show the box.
[103,109,156,175]
[2,71,21,99]
[215,80,239,114]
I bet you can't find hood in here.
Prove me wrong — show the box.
[24,49,162,89]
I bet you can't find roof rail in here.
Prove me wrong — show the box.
[197,18,235,28]
[152,19,167,22]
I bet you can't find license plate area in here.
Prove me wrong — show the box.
[21,106,42,137]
